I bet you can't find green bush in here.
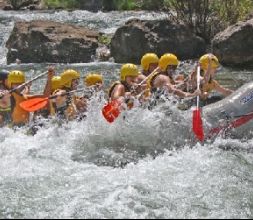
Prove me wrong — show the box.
[211,0,253,24]
[140,0,164,10]
[43,0,79,9]
[102,0,138,11]
[98,34,112,46]
[119,0,138,10]
[43,0,164,10]
[164,0,253,43]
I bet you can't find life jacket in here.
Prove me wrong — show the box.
[0,106,11,112]
[0,106,12,127]
[10,92,29,126]
[66,95,79,120]
[0,86,11,126]
[142,88,151,100]
[135,74,151,100]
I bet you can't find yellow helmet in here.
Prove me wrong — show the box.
[51,76,62,92]
[199,54,220,71]
[8,70,25,87]
[159,53,179,71]
[120,63,139,81]
[60,69,80,88]
[85,73,103,87]
[141,53,159,71]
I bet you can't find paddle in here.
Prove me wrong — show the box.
[102,99,122,123]
[192,65,204,142]
[207,112,253,139]
[135,67,160,88]
[0,71,48,99]
[102,67,160,123]
[20,88,88,112]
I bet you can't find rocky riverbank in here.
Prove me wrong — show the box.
[3,13,253,67]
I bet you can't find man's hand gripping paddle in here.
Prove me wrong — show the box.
[0,71,48,100]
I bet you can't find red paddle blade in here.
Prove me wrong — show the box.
[102,100,121,123]
[20,98,49,112]
[193,109,205,142]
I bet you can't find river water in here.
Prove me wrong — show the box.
[0,10,253,219]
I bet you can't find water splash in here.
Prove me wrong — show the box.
[1,119,253,218]
[0,84,253,218]
[0,10,253,218]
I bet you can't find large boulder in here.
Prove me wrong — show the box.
[110,19,206,64]
[0,0,9,9]
[78,0,103,11]
[6,20,100,64]
[212,18,253,68]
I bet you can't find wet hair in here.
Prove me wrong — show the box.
[0,70,9,81]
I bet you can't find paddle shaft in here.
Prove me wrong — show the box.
[197,65,201,109]
[128,67,160,96]
[10,71,48,93]
[49,88,88,100]
[20,88,90,112]
[137,67,160,87]
[0,71,48,99]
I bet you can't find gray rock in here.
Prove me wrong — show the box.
[78,0,103,12]
[212,18,253,68]
[6,20,100,64]
[0,0,10,9]
[110,19,206,64]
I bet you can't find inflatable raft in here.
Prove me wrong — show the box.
[203,82,253,140]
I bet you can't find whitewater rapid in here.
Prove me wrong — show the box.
[0,9,253,219]
[1,116,253,218]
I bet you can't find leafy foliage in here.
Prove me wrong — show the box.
[102,0,138,11]
[43,0,79,9]
[164,0,253,42]
[98,34,112,46]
